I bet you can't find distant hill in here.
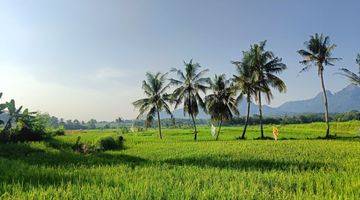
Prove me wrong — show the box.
[163,84,360,119]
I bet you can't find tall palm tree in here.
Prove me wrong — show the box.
[298,33,341,138]
[170,59,210,140]
[339,54,360,86]
[133,72,173,139]
[247,41,287,138]
[205,74,239,140]
[232,52,259,139]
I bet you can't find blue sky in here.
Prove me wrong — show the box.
[0,0,359,120]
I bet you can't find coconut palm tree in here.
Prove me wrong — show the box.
[298,33,341,138]
[170,59,210,140]
[205,74,239,140]
[133,72,173,139]
[247,41,287,138]
[339,54,360,86]
[232,52,259,139]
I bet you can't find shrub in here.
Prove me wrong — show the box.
[97,136,125,151]
[72,136,96,154]
[52,127,65,136]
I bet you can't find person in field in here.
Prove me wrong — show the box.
[273,126,279,141]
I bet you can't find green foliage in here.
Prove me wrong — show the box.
[1,99,23,136]
[339,53,360,86]
[205,74,239,139]
[50,127,65,136]
[205,74,239,121]
[0,100,52,143]
[298,33,340,75]
[72,136,97,154]
[0,93,6,125]
[97,136,125,151]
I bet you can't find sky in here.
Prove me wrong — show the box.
[0,0,359,121]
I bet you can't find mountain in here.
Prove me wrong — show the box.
[163,84,360,119]
[276,84,360,114]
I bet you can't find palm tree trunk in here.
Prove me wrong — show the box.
[191,113,198,140]
[216,117,223,140]
[241,96,251,139]
[258,91,264,138]
[156,109,163,139]
[319,69,330,138]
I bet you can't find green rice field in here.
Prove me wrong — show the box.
[0,121,359,199]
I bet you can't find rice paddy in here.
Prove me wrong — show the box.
[0,121,359,199]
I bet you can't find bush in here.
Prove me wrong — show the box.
[72,136,96,154]
[97,136,125,151]
[51,127,65,136]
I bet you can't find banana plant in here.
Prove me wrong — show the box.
[0,93,6,125]
[1,99,23,135]
[17,108,37,129]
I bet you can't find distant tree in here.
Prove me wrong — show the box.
[87,119,97,129]
[232,52,259,139]
[73,119,80,126]
[205,74,239,140]
[170,59,210,140]
[133,72,173,139]
[247,41,287,138]
[115,117,123,123]
[340,54,360,86]
[298,33,341,137]
[103,124,111,129]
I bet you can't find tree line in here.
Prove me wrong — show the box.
[129,111,360,129]
[133,33,360,140]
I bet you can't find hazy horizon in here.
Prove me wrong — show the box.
[1,0,359,121]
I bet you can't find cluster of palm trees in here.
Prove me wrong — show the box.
[133,33,360,140]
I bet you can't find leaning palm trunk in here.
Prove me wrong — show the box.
[319,69,330,138]
[191,113,198,140]
[258,91,264,138]
[241,96,251,139]
[156,109,163,139]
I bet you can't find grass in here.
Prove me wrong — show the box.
[0,121,359,199]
